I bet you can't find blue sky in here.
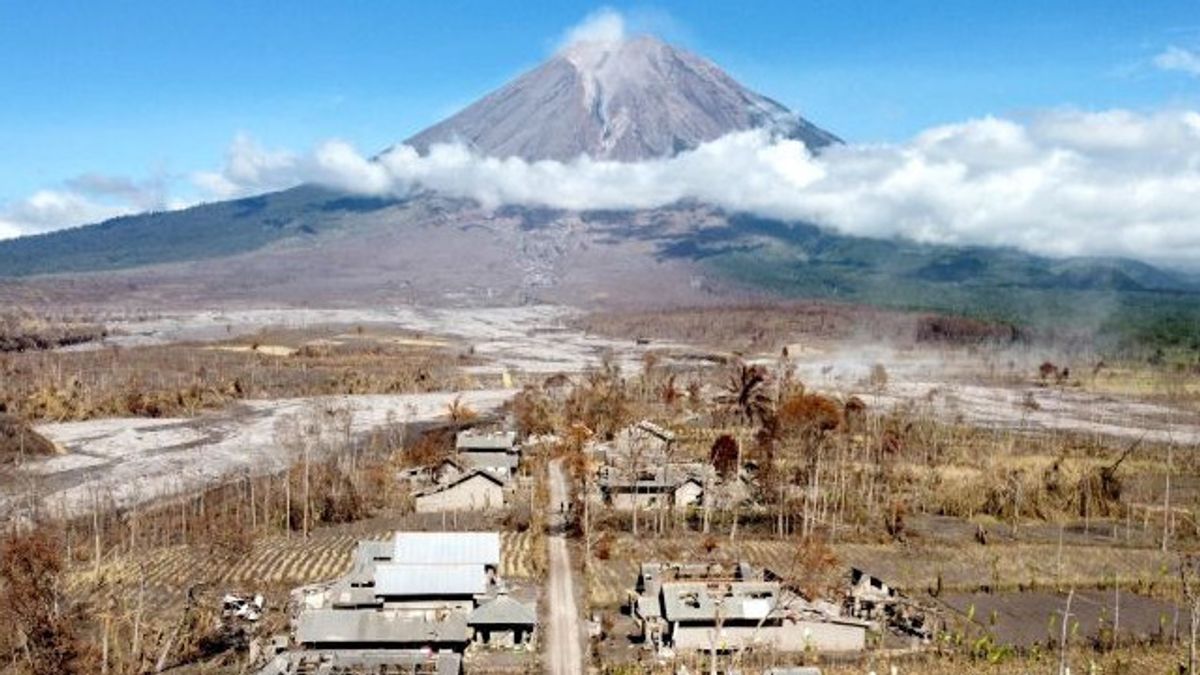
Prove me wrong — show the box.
[1,1,1199,247]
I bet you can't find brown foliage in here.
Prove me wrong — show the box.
[0,310,106,353]
[565,359,630,440]
[709,434,740,479]
[785,536,841,600]
[776,392,843,434]
[0,413,58,463]
[0,527,93,675]
[719,360,773,425]
[512,386,556,437]
[916,314,1024,345]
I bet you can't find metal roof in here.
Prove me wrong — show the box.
[456,430,517,451]
[374,563,489,597]
[391,531,501,566]
[296,609,469,645]
[660,581,785,622]
[468,595,538,626]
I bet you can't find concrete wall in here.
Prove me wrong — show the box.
[415,475,504,512]
[672,619,865,653]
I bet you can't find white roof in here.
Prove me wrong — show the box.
[391,531,501,567]
[374,563,489,597]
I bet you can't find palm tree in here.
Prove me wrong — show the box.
[718,359,773,426]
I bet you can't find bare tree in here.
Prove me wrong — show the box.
[1182,554,1200,675]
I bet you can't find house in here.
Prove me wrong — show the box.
[599,465,708,510]
[456,430,521,479]
[414,470,506,513]
[468,593,538,647]
[296,610,471,650]
[461,451,520,479]
[396,457,465,489]
[630,562,868,654]
[294,532,514,652]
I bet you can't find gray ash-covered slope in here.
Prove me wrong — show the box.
[404,35,839,162]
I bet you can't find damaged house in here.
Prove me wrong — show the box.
[630,562,868,654]
[599,465,709,511]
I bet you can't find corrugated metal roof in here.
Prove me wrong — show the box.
[468,595,537,626]
[374,563,488,597]
[391,531,501,566]
[296,609,469,645]
[456,430,517,451]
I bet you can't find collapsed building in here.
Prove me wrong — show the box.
[266,531,536,674]
[846,567,934,640]
[629,562,869,655]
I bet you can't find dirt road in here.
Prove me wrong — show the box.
[546,459,584,674]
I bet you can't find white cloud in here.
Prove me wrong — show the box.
[1154,46,1200,76]
[558,7,626,50]
[6,108,1200,266]
[0,189,134,239]
[256,108,1200,264]
[192,134,302,199]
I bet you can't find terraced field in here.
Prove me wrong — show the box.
[70,523,541,619]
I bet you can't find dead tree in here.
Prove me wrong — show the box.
[1182,554,1200,675]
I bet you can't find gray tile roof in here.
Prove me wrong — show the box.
[413,470,505,498]
[374,563,488,597]
[391,531,501,566]
[296,609,469,645]
[468,595,538,626]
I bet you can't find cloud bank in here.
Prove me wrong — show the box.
[5,108,1200,266]
[196,107,1200,264]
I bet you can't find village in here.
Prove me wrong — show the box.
[1,307,1198,675]
[241,423,924,675]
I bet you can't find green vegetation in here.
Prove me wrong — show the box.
[0,185,396,277]
[688,215,1200,356]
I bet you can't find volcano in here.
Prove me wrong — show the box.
[0,34,1195,339]
[404,35,839,162]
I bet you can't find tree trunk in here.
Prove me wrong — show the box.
[1059,589,1074,675]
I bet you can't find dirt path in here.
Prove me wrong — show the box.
[546,459,584,674]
